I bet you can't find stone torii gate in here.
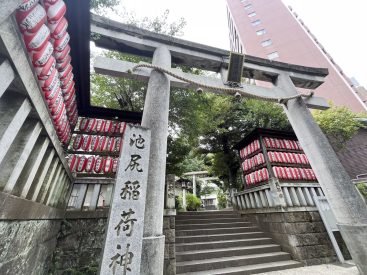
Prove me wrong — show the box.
[91,15,367,274]
[182,171,212,196]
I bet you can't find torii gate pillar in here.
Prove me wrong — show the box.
[140,46,171,275]
[277,73,367,274]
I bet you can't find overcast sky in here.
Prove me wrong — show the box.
[117,0,367,87]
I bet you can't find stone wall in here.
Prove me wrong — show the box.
[163,214,176,275]
[245,211,337,265]
[0,220,61,275]
[50,211,176,274]
[50,216,107,274]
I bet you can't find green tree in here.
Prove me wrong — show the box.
[217,190,227,209]
[199,96,290,189]
[166,135,191,175]
[185,193,201,211]
[173,150,207,176]
[124,9,186,37]
[91,0,119,11]
[200,184,216,197]
[313,103,366,151]
[91,51,147,112]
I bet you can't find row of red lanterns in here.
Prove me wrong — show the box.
[78,118,127,134]
[267,151,309,165]
[244,168,269,185]
[273,166,317,181]
[72,134,122,153]
[16,0,78,145]
[239,139,260,159]
[263,137,302,151]
[69,155,118,174]
[242,153,265,172]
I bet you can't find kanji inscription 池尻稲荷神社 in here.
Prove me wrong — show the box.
[100,124,151,275]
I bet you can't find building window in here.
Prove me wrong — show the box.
[251,19,261,26]
[244,4,252,10]
[256,29,266,35]
[248,12,256,17]
[267,51,279,60]
[261,39,272,47]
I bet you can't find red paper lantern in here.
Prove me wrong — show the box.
[40,66,58,91]
[118,122,127,134]
[95,120,104,133]
[79,117,89,132]
[100,136,109,151]
[68,154,77,172]
[76,156,86,172]
[17,4,47,33]
[55,46,71,65]
[112,158,118,173]
[23,24,50,52]
[56,54,71,71]
[104,120,112,133]
[104,157,113,173]
[108,137,116,152]
[53,32,69,52]
[45,0,66,24]
[90,135,100,152]
[30,41,53,67]
[85,156,95,173]
[18,0,39,12]
[73,135,83,150]
[35,55,56,80]
[269,138,276,148]
[94,157,105,173]
[114,137,122,152]
[274,138,281,149]
[48,16,68,39]
[81,135,91,151]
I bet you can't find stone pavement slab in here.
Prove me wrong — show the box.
[257,261,359,275]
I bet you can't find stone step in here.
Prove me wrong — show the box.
[177,214,240,220]
[178,260,303,275]
[178,211,238,216]
[176,226,259,237]
[176,251,292,273]
[176,232,268,243]
[176,218,244,224]
[176,222,253,230]
[176,244,281,262]
[176,238,276,252]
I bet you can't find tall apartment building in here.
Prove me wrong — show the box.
[226,0,367,112]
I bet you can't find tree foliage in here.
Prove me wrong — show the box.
[313,103,365,150]
[185,193,201,211]
[91,51,147,112]
[217,190,227,209]
[200,184,216,197]
[124,9,186,37]
[90,0,119,12]
[199,96,290,189]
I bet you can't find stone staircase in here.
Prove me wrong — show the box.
[175,211,302,274]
